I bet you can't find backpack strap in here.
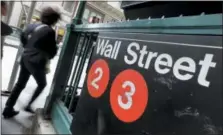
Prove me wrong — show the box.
[27,24,48,39]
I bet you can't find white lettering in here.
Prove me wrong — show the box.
[91,67,103,90]
[104,44,113,58]
[198,54,216,87]
[155,54,173,74]
[138,46,148,68]
[96,39,109,55]
[124,42,140,65]
[118,81,136,110]
[111,41,118,58]
[173,57,196,81]
[114,41,121,59]
[144,52,158,69]
[96,39,218,87]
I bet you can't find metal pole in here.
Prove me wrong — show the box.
[21,1,28,19]
[43,0,86,119]
[72,1,86,25]
[70,1,79,23]
[5,1,15,24]
[64,34,87,106]
[68,34,92,112]
[1,1,14,51]
[24,1,36,29]
[1,1,14,95]
[6,1,36,93]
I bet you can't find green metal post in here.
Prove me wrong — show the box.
[72,1,86,25]
[63,34,87,106]
[43,1,86,119]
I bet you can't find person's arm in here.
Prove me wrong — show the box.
[38,28,58,59]
[20,31,27,46]
[1,21,12,36]
[48,30,58,59]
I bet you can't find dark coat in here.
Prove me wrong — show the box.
[1,21,13,36]
[21,24,58,67]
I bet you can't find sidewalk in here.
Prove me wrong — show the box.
[1,96,34,134]
[1,46,60,134]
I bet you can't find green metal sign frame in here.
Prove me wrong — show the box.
[74,14,222,35]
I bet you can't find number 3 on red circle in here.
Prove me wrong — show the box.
[110,69,149,123]
[87,59,110,98]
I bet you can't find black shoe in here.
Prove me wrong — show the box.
[2,107,19,119]
[24,106,35,114]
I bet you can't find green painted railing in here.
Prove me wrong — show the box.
[73,14,222,35]
[51,100,72,134]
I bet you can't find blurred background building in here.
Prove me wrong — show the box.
[7,1,124,44]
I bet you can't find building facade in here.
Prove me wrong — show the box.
[9,1,124,28]
[8,1,124,44]
[83,1,124,23]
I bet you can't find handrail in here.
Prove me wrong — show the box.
[20,1,28,18]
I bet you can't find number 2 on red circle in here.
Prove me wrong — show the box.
[87,59,110,98]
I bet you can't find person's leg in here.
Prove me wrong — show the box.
[25,68,46,113]
[3,61,31,118]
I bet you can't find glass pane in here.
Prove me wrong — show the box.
[82,20,88,24]
[83,9,90,19]
[90,12,96,17]
[97,15,102,19]
[63,1,75,13]
[103,2,125,22]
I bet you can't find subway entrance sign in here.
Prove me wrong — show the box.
[71,32,222,135]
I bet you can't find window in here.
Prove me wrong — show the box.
[81,7,105,24]
[90,12,96,17]
[63,1,75,13]
[97,15,102,20]
[83,9,90,20]
[18,6,41,29]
